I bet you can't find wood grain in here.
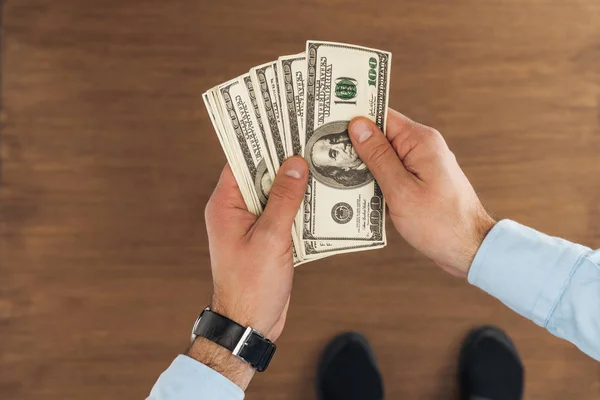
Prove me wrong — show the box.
[1,1,600,399]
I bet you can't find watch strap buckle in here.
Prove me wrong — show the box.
[231,327,254,359]
[233,327,276,372]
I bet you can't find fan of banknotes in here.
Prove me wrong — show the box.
[203,41,392,266]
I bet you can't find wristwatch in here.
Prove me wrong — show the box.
[190,307,276,372]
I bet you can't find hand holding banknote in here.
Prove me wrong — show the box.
[348,109,496,277]
[204,41,392,265]
[205,157,308,341]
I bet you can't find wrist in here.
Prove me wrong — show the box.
[187,337,255,390]
[211,297,273,338]
[464,208,496,274]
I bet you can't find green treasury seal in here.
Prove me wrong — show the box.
[334,77,357,100]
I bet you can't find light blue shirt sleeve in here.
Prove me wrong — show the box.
[469,219,600,361]
[148,355,244,400]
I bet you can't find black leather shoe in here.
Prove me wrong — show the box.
[459,326,524,400]
[316,332,384,400]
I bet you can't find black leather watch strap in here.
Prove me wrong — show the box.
[193,309,246,349]
[192,309,276,372]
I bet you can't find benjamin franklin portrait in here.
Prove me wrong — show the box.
[305,121,373,189]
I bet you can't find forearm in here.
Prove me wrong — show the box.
[469,219,600,361]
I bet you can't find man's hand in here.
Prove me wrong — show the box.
[348,109,495,277]
[187,156,308,389]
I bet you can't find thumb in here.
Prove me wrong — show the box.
[348,117,412,195]
[255,156,308,237]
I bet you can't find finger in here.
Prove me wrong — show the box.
[205,163,256,237]
[209,163,248,211]
[255,156,308,237]
[348,117,414,196]
[385,108,449,167]
[385,108,417,146]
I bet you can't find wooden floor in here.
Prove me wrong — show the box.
[2,1,600,399]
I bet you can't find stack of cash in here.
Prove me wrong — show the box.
[203,41,392,266]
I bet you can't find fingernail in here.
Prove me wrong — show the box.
[283,157,307,179]
[285,168,302,179]
[350,119,372,143]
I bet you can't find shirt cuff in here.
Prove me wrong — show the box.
[148,355,244,400]
[468,219,589,327]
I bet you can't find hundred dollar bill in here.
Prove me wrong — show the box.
[303,41,391,248]
[277,53,306,157]
[242,74,277,178]
[250,62,287,168]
